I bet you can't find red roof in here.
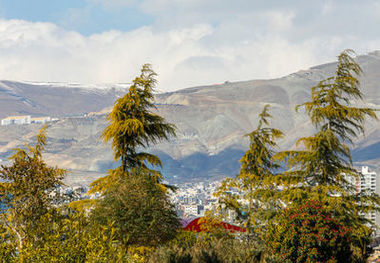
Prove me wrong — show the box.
[183,217,247,233]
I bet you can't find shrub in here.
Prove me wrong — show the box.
[91,168,181,247]
[265,201,352,263]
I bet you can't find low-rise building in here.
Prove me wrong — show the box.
[1,115,52,125]
[31,116,51,124]
[1,115,31,126]
[184,204,199,217]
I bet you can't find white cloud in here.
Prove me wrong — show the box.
[0,0,380,92]
[260,10,295,33]
[0,19,216,90]
[322,1,335,15]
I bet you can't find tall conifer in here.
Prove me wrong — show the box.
[88,65,180,249]
[216,105,283,231]
[91,64,176,194]
[276,50,379,258]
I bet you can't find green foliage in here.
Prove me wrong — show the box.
[0,128,134,262]
[0,51,378,262]
[0,204,135,262]
[298,49,377,142]
[91,168,181,247]
[149,230,264,263]
[214,49,378,262]
[0,126,66,259]
[17,209,132,262]
[265,201,352,263]
[215,105,283,231]
[0,222,16,262]
[86,64,180,260]
[277,50,378,203]
[97,63,175,193]
[274,50,379,260]
[0,126,65,221]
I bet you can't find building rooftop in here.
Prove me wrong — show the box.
[31,117,50,120]
[2,115,30,120]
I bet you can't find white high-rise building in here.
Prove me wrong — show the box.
[359,166,377,193]
[346,166,378,224]
[357,166,377,224]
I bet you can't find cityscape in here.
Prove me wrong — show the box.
[0,1,380,261]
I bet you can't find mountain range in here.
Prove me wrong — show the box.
[0,52,379,185]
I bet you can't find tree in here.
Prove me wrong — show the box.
[276,49,379,260]
[0,126,66,259]
[0,128,141,262]
[84,64,180,253]
[91,168,180,247]
[215,105,283,232]
[18,210,132,262]
[265,201,352,263]
[91,64,176,194]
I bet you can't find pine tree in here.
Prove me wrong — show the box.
[215,105,283,232]
[91,64,176,194]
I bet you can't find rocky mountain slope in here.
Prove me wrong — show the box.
[0,81,127,119]
[0,52,379,185]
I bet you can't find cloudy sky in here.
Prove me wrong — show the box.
[0,0,380,92]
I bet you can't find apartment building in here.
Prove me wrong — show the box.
[346,166,378,224]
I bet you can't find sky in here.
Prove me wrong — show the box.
[0,0,380,92]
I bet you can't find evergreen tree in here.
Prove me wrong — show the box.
[91,64,176,194]
[0,129,152,262]
[215,105,283,232]
[87,64,180,255]
[276,49,379,260]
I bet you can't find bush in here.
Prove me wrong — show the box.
[265,201,352,263]
[149,230,265,263]
[91,168,181,247]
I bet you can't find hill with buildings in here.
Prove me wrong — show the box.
[0,52,379,184]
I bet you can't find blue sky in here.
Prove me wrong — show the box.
[0,0,153,35]
[0,0,379,91]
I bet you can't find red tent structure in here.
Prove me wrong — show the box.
[183,217,247,233]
